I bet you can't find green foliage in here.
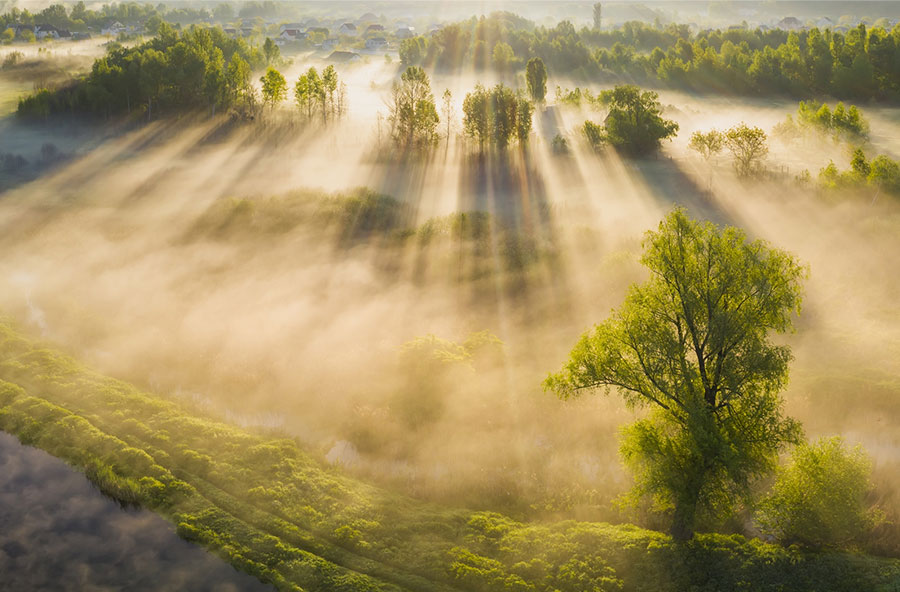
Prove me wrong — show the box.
[525,57,547,104]
[263,37,280,66]
[462,84,533,150]
[757,438,883,549]
[370,16,900,100]
[17,25,263,120]
[688,129,725,160]
[491,41,515,71]
[797,100,869,139]
[551,133,570,155]
[587,85,678,156]
[582,120,606,151]
[0,322,899,590]
[554,86,606,110]
[776,101,870,143]
[399,37,427,68]
[260,67,287,108]
[546,209,805,539]
[388,66,440,150]
[818,149,900,199]
[294,66,321,120]
[724,123,768,176]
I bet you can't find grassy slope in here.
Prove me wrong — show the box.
[0,322,898,592]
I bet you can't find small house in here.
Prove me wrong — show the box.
[338,23,357,35]
[280,28,304,41]
[776,17,802,30]
[327,50,360,63]
[365,37,387,51]
[101,21,126,36]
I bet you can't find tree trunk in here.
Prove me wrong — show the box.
[670,497,697,541]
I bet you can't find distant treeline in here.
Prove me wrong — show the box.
[17,24,263,120]
[0,1,291,34]
[0,2,216,34]
[400,13,900,100]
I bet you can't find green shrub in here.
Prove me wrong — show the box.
[756,437,883,549]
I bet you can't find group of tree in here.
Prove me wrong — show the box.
[462,83,534,150]
[819,148,900,199]
[774,100,870,143]
[546,208,881,546]
[387,66,441,149]
[17,24,265,120]
[689,123,770,176]
[397,13,900,101]
[292,65,346,123]
[385,66,535,153]
[1,2,214,37]
[582,85,678,155]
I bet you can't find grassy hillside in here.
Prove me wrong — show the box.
[0,321,899,592]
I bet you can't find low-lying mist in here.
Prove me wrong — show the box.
[1,58,898,537]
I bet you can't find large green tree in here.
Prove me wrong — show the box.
[599,85,678,155]
[545,209,805,540]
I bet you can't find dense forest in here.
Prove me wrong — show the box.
[16,24,263,119]
[400,14,900,100]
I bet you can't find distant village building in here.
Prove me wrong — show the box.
[101,21,126,36]
[280,28,305,41]
[279,22,303,33]
[365,24,384,33]
[776,16,802,30]
[338,23,357,35]
[34,24,60,39]
[326,50,360,63]
[322,37,339,50]
[365,37,387,51]
[815,17,835,29]
[395,26,415,39]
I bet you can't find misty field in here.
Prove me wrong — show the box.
[2,1,900,591]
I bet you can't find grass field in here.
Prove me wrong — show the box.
[1,321,899,592]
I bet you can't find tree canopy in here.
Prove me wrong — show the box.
[525,57,548,104]
[756,437,882,549]
[17,24,263,120]
[724,123,769,176]
[259,67,286,108]
[388,66,440,149]
[595,85,678,155]
[545,209,806,540]
[462,83,533,150]
[688,129,725,161]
